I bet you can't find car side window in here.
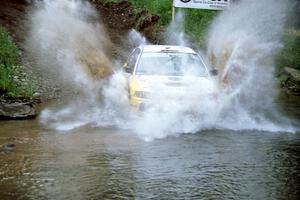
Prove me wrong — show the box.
[126,48,140,73]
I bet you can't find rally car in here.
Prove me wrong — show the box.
[123,45,217,110]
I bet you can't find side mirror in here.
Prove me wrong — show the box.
[123,62,132,73]
[210,69,218,76]
[124,67,132,73]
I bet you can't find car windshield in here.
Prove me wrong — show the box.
[136,52,208,76]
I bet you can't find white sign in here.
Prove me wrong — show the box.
[173,0,230,10]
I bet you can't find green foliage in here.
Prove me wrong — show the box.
[276,29,300,71]
[92,0,121,4]
[129,0,172,25]
[0,64,17,96]
[0,26,18,67]
[0,26,33,98]
[183,8,217,47]
[0,64,33,98]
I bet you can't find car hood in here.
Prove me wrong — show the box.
[135,75,217,96]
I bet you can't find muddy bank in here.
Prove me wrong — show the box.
[0,0,160,53]
[0,0,29,43]
[94,1,160,45]
[0,0,160,44]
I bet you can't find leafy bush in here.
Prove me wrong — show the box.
[0,26,18,67]
[129,0,172,25]
[0,26,33,98]
[0,64,17,96]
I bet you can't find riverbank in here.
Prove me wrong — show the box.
[0,22,38,119]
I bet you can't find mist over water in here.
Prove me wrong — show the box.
[27,0,112,96]
[206,0,295,131]
[31,0,297,141]
[165,12,190,47]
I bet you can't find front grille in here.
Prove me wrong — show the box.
[164,82,184,87]
[139,103,147,111]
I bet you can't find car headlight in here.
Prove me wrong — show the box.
[134,91,149,99]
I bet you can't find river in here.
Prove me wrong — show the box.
[0,95,299,200]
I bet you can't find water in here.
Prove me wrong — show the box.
[1,97,300,199]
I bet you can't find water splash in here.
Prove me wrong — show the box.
[36,0,297,141]
[27,0,112,96]
[127,29,149,49]
[165,12,190,46]
[206,0,295,131]
[28,0,125,130]
[129,1,296,140]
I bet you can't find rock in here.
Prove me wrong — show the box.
[1,144,16,153]
[0,101,37,119]
[33,92,42,103]
[281,67,300,95]
[33,92,41,99]
[283,67,300,82]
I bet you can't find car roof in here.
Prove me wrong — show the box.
[139,45,196,54]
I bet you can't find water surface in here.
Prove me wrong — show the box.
[0,96,299,200]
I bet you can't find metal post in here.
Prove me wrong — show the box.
[172,6,175,21]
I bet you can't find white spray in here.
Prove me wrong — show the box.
[27,0,112,97]
[27,0,125,130]
[32,0,297,141]
[129,0,297,140]
[206,0,295,131]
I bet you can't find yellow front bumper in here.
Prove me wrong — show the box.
[130,96,148,111]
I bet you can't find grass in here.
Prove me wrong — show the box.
[0,26,33,98]
[129,0,173,26]
[0,26,18,67]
